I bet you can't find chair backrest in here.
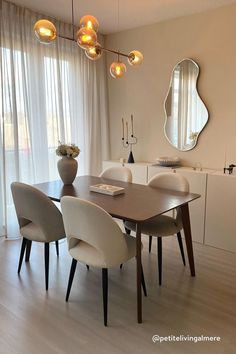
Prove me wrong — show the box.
[148,172,189,192]
[61,196,129,267]
[99,166,132,183]
[11,182,65,242]
[148,172,189,225]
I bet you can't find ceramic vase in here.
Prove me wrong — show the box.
[57,157,78,185]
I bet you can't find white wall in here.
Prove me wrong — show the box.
[105,4,236,169]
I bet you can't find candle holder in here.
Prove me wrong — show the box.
[224,164,236,174]
[122,114,138,163]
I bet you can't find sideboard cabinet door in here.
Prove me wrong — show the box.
[205,173,236,252]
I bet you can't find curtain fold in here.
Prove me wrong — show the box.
[0,0,110,237]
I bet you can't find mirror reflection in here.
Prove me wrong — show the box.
[164,58,208,151]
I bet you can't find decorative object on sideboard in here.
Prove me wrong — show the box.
[154,157,181,167]
[56,142,80,184]
[192,162,203,171]
[164,58,209,151]
[121,114,137,163]
[224,164,236,174]
[119,157,126,166]
[33,0,143,79]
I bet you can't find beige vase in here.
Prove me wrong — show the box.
[57,157,78,185]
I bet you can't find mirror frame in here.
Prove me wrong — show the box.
[164,58,209,151]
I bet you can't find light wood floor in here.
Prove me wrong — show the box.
[0,234,235,354]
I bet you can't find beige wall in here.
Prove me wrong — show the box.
[104,4,236,169]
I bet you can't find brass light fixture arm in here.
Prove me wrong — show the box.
[99,46,130,59]
[56,35,132,59]
[58,34,76,42]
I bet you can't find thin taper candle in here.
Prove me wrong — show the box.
[224,145,227,168]
[122,118,124,139]
[126,121,128,143]
[131,114,134,136]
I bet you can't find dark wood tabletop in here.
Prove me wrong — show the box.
[34,175,200,222]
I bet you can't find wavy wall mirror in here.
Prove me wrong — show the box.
[164,58,208,151]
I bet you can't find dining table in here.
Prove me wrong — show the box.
[34,175,200,324]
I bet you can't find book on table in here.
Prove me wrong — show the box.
[89,184,125,196]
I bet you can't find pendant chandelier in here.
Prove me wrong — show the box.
[33,0,143,79]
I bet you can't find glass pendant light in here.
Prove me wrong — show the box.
[128,50,144,66]
[34,19,57,44]
[80,15,99,32]
[110,61,126,79]
[76,27,97,49]
[85,43,102,60]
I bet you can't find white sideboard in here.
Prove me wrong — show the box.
[205,171,236,253]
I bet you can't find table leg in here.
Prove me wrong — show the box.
[136,222,142,323]
[181,203,195,276]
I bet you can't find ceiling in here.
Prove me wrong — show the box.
[12,0,236,34]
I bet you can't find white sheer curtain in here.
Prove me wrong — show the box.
[0,0,110,237]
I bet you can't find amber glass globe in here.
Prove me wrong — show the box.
[34,20,57,44]
[110,61,126,78]
[76,27,97,49]
[128,50,144,66]
[85,43,102,60]
[80,15,99,32]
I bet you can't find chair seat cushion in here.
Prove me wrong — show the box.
[69,233,139,268]
[20,222,64,242]
[125,215,182,237]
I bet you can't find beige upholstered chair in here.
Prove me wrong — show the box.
[99,166,132,183]
[11,182,65,290]
[125,172,189,285]
[61,196,146,326]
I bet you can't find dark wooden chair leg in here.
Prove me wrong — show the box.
[55,241,59,257]
[18,237,27,274]
[102,268,108,326]
[141,264,147,297]
[86,264,90,270]
[149,236,152,253]
[123,222,131,259]
[44,243,49,291]
[157,237,162,286]
[66,258,77,302]
[177,232,186,266]
[25,240,32,262]
[120,264,123,269]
